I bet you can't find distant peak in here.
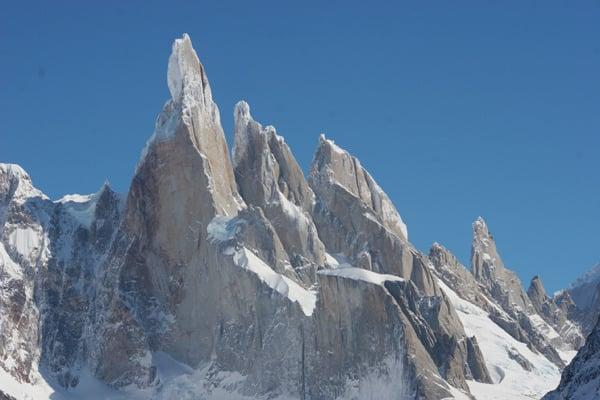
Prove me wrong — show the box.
[233,100,258,168]
[472,216,491,239]
[315,133,346,156]
[234,100,251,122]
[0,163,30,180]
[0,163,48,202]
[473,216,487,228]
[430,242,448,254]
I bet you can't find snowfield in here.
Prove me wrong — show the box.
[437,279,562,400]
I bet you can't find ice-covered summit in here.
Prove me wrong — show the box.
[0,163,48,203]
[167,33,212,107]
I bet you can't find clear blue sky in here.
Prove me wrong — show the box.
[1,1,598,293]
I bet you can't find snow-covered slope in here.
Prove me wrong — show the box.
[438,280,562,400]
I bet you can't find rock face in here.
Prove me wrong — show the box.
[544,318,600,400]
[528,276,584,349]
[0,34,590,400]
[232,101,326,282]
[0,164,124,388]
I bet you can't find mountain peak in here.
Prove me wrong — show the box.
[528,275,549,302]
[0,163,47,202]
[167,33,212,108]
[473,216,490,238]
[309,136,408,240]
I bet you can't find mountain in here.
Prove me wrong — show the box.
[0,34,587,400]
[541,262,600,399]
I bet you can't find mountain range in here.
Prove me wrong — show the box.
[0,34,598,400]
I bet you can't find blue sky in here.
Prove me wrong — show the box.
[1,1,598,293]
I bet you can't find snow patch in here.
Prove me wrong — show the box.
[56,192,98,228]
[232,247,317,316]
[207,215,238,243]
[7,226,42,260]
[0,242,22,279]
[318,267,404,286]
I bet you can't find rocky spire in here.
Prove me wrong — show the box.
[167,33,213,111]
[137,33,243,216]
[528,275,549,308]
[96,35,245,382]
[470,217,531,311]
[310,134,408,240]
[232,100,325,271]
